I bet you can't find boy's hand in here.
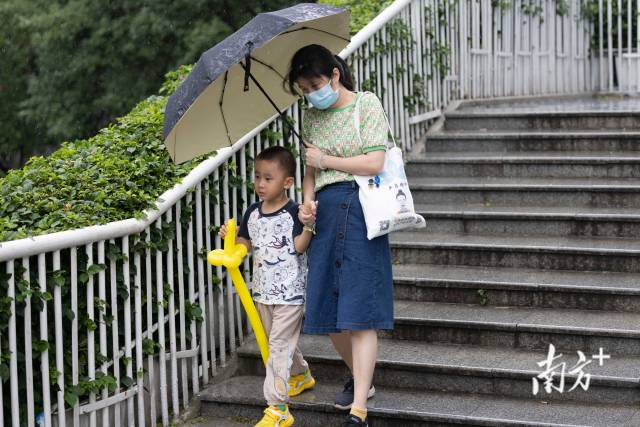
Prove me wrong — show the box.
[218,222,228,239]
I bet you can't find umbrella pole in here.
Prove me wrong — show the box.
[240,62,308,149]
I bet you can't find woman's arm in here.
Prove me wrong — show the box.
[299,164,318,226]
[322,151,385,176]
[302,164,316,204]
[305,143,385,176]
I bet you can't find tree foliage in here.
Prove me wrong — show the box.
[0,0,47,172]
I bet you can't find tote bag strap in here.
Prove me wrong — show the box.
[353,91,397,149]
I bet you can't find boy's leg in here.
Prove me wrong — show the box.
[290,345,309,376]
[256,302,274,338]
[255,303,295,426]
[256,303,278,402]
[258,303,305,405]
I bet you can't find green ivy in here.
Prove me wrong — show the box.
[185,301,204,323]
[521,1,544,18]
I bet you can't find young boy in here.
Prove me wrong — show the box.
[219,146,315,427]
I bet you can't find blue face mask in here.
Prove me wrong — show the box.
[305,79,339,110]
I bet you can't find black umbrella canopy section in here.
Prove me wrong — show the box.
[163,3,350,164]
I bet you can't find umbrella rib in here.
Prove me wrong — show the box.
[219,71,233,145]
[250,56,287,81]
[279,26,350,43]
[239,61,306,148]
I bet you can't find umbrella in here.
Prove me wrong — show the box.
[163,3,350,164]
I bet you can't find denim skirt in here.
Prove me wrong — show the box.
[303,181,394,334]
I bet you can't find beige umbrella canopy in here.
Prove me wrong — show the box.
[163,3,350,164]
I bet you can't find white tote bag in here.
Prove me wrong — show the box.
[352,93,426,240]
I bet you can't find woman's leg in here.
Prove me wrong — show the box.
[351,329,377,409]
[329,331,354,372]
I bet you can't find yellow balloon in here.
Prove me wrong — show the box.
[207,219,269,366]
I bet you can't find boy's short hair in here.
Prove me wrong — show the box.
[256,146,297,178]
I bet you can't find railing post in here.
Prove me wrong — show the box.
[8,260,19,427]
[156,217,169,426]
[166,208,180,418]
[23,257,35,427]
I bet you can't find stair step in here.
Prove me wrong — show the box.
[180,417,252,427]
[391,231,640,255]
[390,231,640,272]
[237,335,640,404]
[423,130,640,153]
[392,264,640,311]
[443,111,640,131]
[198,375,640,426]
[453,95,640,114]
[415,203,640,238]
[411,151,640,161]
[406,151,640,178]
[408,176,640,208]
[389,300,640,355]
[415,204,640,221]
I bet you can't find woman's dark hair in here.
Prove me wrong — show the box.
[286,44,354,94]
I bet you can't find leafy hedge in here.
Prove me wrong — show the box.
[0,65,206,242]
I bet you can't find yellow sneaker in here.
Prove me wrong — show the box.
[288,369,316,397]
[254,405,294,427]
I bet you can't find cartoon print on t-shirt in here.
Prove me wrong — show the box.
[266,235,289,250]
[239,201,307,304]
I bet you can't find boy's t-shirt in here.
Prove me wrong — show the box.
[237,199,307,305]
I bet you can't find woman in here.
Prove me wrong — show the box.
[287,44,394,427]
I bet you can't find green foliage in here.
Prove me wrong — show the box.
[491,0,511,10]
[319,0,394,33]
[477,289,488,306]
[142,338,161,356]
[0,67,206,242]
[520,1,544,18]
[185,301,204,323]
[580,0,635,50]
[0,0,48,171]
[491,0,573,18]
[555,0,570,16]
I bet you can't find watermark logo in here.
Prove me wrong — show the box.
[532,344,610,395]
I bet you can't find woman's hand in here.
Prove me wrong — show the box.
[304,142,326,170]
[305,141,385,176]
[299,200,317,226]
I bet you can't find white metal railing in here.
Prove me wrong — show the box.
[1,0,639,426]
[457,0,640,97]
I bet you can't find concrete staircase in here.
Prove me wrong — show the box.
[192,96,640,426]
